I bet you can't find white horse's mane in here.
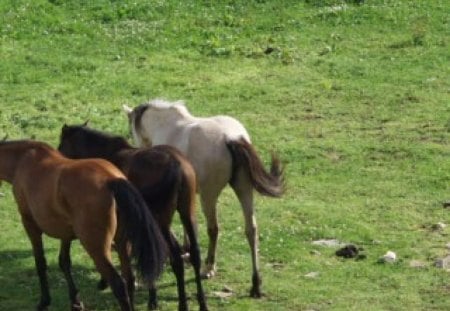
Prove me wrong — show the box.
[146,99,185,109]
[146,99,190,117]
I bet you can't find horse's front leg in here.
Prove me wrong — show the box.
[59,240,84,310]
[22,217,51,310]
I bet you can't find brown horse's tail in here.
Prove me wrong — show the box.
[227,137,284,197]
[108,179,167,283]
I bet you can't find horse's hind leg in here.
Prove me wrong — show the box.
[158,228,188,311]
[199,190,220,279]
[21,216,51,310]
[230,170,262,298]
[92,252,132,311]
[180,214,208,311]
[116,239,135,308]
[59,240,84,311]
[79,237,132,311]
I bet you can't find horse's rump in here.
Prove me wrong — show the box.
[107,179,166,282]
[128,151,182,212]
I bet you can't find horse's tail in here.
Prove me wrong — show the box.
[226,138,284,197]
[108,179,167,283]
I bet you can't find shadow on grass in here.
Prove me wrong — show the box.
[0,248,202,310]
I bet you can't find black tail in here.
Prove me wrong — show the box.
[227,138,284,197]
[108,179,167,282]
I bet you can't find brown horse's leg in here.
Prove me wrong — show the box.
[179,215,208,311]
[148,283,157,311]
[59,240,84,311]
[94,255,132,311]
[79,237,132,311]
[160,228,188,311]
[230,170,262,298]
[116,240,135,308]
[199,191,220,279]
[21,217,51,310]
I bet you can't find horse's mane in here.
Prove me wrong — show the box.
[147,99,191,117]
[146,99,185,110]
[65,125,132,150]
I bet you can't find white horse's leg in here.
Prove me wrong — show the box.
[200,189,220,279]
[230,169,262,298]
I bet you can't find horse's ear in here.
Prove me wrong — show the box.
[82,120,89,127]
[1,134,8,142]
[123,104,133,115]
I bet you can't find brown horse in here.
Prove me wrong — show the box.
[0,139,166,311]
[58,123,208,311]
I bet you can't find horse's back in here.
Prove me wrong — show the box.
[172,116,248,189]
[210,115,251,142]
[59,158,124,212]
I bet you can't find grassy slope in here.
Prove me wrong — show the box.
[0,0,449,310]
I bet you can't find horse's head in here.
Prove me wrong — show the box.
[123,103,153,147]
[59,123,130,160]
[58,122,91,159]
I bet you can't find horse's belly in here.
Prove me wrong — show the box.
[32,211,75,240]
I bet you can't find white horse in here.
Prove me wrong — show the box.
[123,99,284,298]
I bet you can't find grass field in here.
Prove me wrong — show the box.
[0,0,449,310]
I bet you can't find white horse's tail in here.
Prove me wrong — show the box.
[226,138,284,197]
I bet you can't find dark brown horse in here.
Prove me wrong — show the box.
[0,139,166,311]
[58,124,208,311]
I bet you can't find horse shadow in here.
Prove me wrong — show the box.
[0,248,192,310]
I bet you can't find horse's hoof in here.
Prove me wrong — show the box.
[201,264,216,279]
[201,270,215,279]
[148,301,158,310]
[249,287,263,298]
[178,303,189,311]
[97,278,108,291]
[37,299,50,311]
[181,252,191,265]
[71,301,86,311]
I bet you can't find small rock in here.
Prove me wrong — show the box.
[222,285,233,293]
[310,250,321,256]
[335,244,361,258]
[446,243,450,250]
[264,47,275,55]
[431,222,447,231]
[409,260,427,269]
[380,251,397,263]
[212,287,234,299]
[435,256,450,269]
[304,271,319,278]
[312,239,344,247]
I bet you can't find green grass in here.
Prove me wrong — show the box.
[0,0,449,310]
